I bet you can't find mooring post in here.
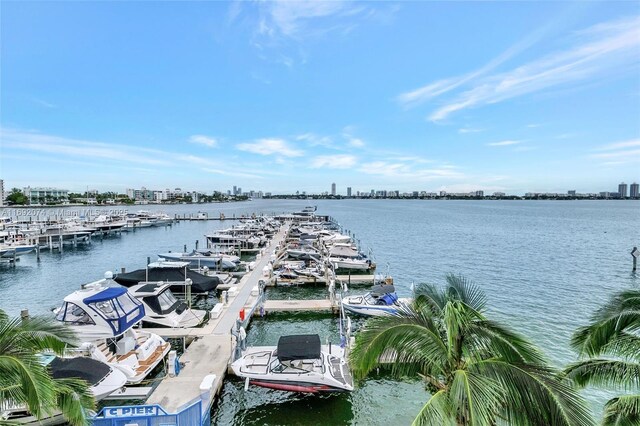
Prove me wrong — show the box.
[632,247,639,272]
[195,240,199,250]
[35,245,40,261]
[183,244,187,253]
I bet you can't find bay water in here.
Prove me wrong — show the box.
[1,199,637,424]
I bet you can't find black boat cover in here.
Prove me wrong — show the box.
[114,268,220,293]
[49,357,110,385]
[277,334,321,361]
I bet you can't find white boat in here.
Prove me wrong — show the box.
[330,257,374,271]
[231,334,353,393]
[0,355,126,424]
[0,244,36,259]
[158,250,240,269]
[341,286,410,317]
[53,280,171,384]
[128,282,207,328]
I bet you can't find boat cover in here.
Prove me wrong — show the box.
[114,268,220,293]
[83,287,127,303]
[379,293,399,305]
[329,246,360,258]
[277,334,321,361]
[49,357,110,385]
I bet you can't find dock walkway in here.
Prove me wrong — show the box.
[145,225,289,413]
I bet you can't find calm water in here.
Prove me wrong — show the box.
[1,199,638,423]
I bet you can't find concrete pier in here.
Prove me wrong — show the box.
[145,224,289,414]
[260,299,336,313]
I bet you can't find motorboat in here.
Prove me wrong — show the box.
[53,280,171,384]
[128,282,207,328]
[231,334,353,393]
[0,355,127,424]
[158,250,240,270]
[114,261,221,294]
[341,285,410,317]
[0,243,36,259]
[330,257,375,271]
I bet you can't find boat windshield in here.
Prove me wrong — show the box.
[157,291,178,312]
[85,290,145,336]
[56,302,95,325]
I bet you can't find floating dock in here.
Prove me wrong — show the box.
[144,225,290,416]
[260,299,336,313]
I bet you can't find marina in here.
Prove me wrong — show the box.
[0,199,637,425]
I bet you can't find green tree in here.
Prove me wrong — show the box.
[564,289,640,425]
[5,189,28,205]
[0,309,94,425]
[349,274,594,426]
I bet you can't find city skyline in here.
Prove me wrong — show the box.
[1,2,639,193]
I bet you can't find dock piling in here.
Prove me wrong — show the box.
[632,247,639,272]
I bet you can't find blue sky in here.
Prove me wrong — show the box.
[1,1,639,195]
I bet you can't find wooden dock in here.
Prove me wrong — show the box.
[145,225,289,414]
[260,299,336,313]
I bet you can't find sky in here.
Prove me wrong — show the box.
[1,1,639,195]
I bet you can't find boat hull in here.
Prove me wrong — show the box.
[249,379,347,393]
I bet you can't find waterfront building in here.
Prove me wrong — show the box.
[618,182,628,198]
[22,186,69,204]
[347,187,352,197]
[568,190,576,196]
[631,182,639,199]
[331,183,336,196]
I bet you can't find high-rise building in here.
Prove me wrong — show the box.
[568,190,576,196]
[631,182,639,199]
[618,182,628,198]
[347,187,352,197]
[233,186,237,195]
[0,179,4,206]
[331,183,336,196]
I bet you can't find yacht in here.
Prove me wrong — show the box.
[0,356,127,424]
[231,334,353,393]
[128,282,207,328]
[53,280,171,384]
[341,285,410,317]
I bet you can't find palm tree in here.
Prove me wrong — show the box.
[564,289,640,425]
[0,309,95,425]
[349,274,594,426]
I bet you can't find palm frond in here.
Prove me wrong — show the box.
[411,390,456,426]
[563,359,640,391]
[349,314,448,380]
[449,369,504,426]
[465,320,546,365]
[0,354,57,419]
[593,290,640,322]
[444,274,486,312]
[602,394,640,426]
[53,377,95,426]
[571,310,640,357]
[472,359,596,426]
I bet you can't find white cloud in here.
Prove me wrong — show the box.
[257,1,368,38]
[589,139,640,165]
[311,154,357,169]
[236,138,304,157]
[458,127,484,134]
[487,140,522,147]
[594,139,640,151]
[296,133,334,148]
[358,161,464,180]
[400,15,640,121]
[189,135,218,148]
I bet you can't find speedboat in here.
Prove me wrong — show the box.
[341,285,410,317]
[0,243,36,259]
[330,257,375,271]
[53,280,171,384]
[0,356,126,424]
[158,250,240,270]
[231,334,353,393]
[128,282,207,328]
